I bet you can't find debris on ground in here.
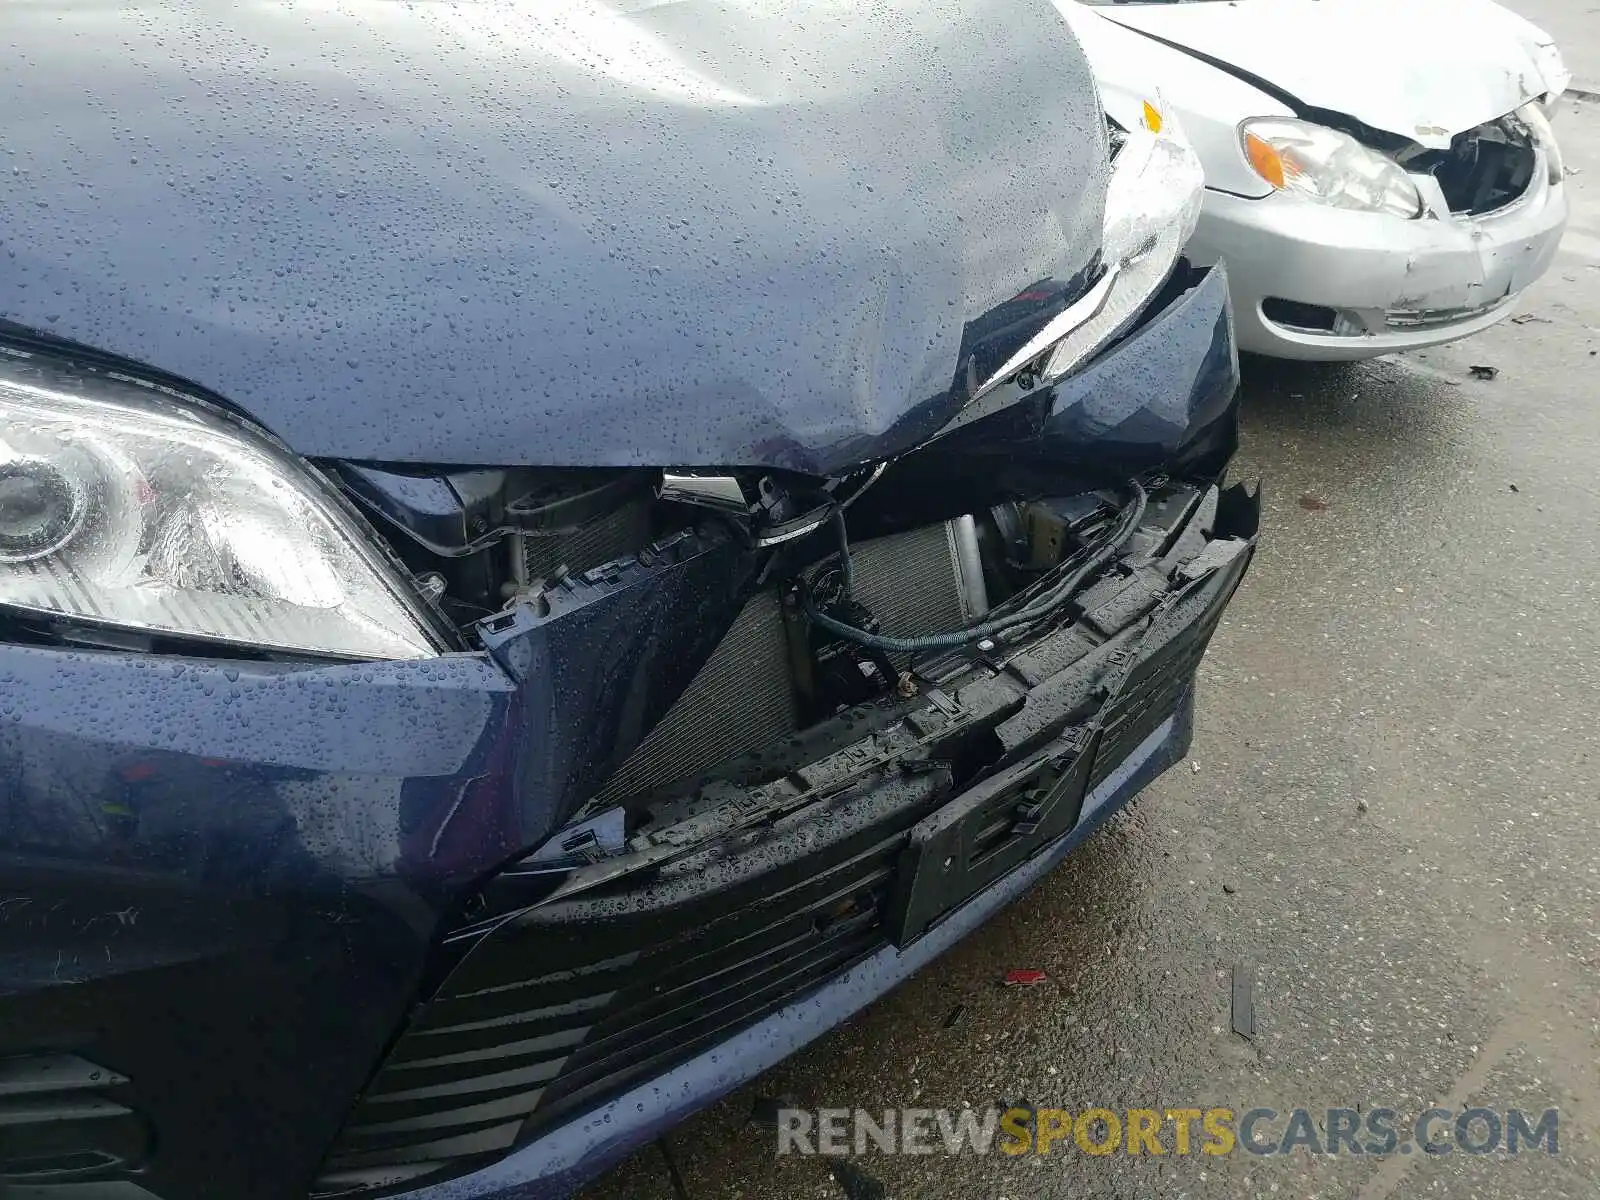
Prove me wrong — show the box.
[657,1137,692,1200]
[1509,483,1520,493]
[1222,882,1237,895]
[830,1159,890,1200]
[1357,798,1370,813]
[1231,962,1255,1040]
[1003,969,1049,987]
[943,1003,967,1029]
[1511,313,1552,325]
[747,1093,801,1129]
[1469,364,1499,380]
[1297,494,1330,512]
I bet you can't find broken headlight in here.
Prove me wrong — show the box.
[961,96,1203,418]
[0,355,444,660]
[1241,118,1423,218]
[1041,102,1205,382]
[1516,100,1565,185]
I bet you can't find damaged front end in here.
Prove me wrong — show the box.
[0,264,1251,1200]
[0,23,1254,1195]
[307,260,1255,1196]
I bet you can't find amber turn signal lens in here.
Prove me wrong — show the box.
[1244,132,1286,188]
[1142,100,1164,134]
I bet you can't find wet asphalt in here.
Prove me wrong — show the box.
[581,98,1600,1200]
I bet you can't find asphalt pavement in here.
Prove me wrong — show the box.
[581,94,1600,1200]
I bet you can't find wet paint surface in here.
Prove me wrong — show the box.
[0,0,1106,473]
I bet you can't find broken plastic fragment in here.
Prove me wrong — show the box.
[1003,968,1049,987]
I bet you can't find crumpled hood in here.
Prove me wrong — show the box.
[1100,0,1569,148]
[0,0,1107,474]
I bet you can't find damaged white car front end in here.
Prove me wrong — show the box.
[1063,0,1572,360]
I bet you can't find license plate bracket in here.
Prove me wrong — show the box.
[888,726,1100,947]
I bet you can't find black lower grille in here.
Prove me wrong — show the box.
[0,1054,148,1186]
[313,765,953,1197]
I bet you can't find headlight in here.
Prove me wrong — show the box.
[1043,105,1204,382]
[0,353,444,660]
[1516,100,1565,185]
[951,96,1204,425]
[1241,118,1423,218]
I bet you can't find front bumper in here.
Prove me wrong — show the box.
[403,717,1196,1200]
[357,529,1254,1200]
[1189,165,1568,360]
[0,265,1247,1200]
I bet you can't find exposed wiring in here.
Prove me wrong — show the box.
[802,479,1149,653]
[831,506,856,598]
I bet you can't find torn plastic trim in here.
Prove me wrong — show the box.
[473,481,1258,922]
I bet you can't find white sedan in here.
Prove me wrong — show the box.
[1062,0,1572,360]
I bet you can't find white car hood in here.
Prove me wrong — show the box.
[1099,0,1570,148]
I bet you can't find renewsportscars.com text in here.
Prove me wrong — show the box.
[776,1106,1559,1158]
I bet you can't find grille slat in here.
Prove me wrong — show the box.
[585,871,895,1039]
[325,1119,523,1169]
[345,1089,551,1138]
[412,986,615,1039]
[364,1059,569,1106]
[572,893,888,1064]
[387,1025,590,1071]
[537,932,884,1121]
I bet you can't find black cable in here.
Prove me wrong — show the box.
[802,479,1149,653]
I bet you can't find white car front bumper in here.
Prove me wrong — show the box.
[1186,160,1569,360]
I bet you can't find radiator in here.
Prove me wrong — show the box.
[586,589,797,809]
[844,516,985,644]
[586,516,981,810]
[517,497,652,583]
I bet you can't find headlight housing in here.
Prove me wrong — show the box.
[1516,99,1565,185]
[1042,105,1205,382]
[1241,118,1423,218]
[0,352,444,660]
[951,96,1204,426]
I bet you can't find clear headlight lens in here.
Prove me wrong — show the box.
[0,356,444,659]
[1516,100,1565,185]
[1241,118,1423,218]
